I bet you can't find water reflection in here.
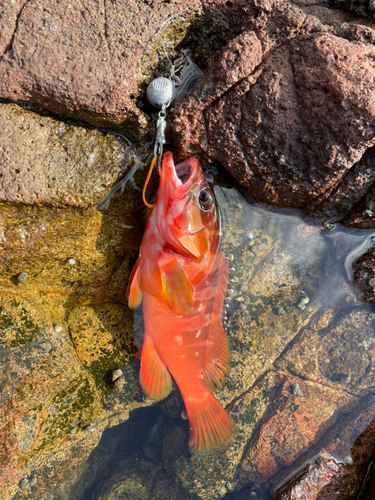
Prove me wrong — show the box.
[72,182,375,500]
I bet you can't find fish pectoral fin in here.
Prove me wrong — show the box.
[140,334,172,401]
[127,256,143,309]
[158,253,193,315]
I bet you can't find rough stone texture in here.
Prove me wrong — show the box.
[0,0,237,135]
[352,244,375,302]
[215,188,325,405]
[168,0,375,228]
[0,103,137,207]
[272,457,348,500]
[266,380,375,497]
[0,103,151,499]
[237,376,356,485]
[68,304,135,392]
[330,0,375,20]
[276,309,375,396]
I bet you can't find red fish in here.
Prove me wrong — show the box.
[127,152,236,453]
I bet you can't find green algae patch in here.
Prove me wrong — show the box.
[0,298,41,348]
[29,374,101,459]
[68,304,135,394]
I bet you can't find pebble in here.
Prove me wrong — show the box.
[82,423,95,433]
[181,410,188,420]
[322,220,335,230]
[67,258,76,266]
[112,369,123,381]
[70,427,77,436]
[17,272,28,285]
[292,383,303,397]
[54,324,63,333]
[298,293,310,310]
[39,342,52,353]
[19,478,31,491]
[344,456,353,465]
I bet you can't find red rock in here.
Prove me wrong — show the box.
[277,310,375,396]
[273,456,349,500]
[0,0,203,134]
[236,375,356,485]
[268,396,375,499]
[169,0,375,227]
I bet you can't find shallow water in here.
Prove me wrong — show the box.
[70,168,375,500]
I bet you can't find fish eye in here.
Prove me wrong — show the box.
[198,189,214,211]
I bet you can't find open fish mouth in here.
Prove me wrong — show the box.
[175,161,192,184]
[163,152,199,190]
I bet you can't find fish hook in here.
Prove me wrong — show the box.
[142,155,157,209]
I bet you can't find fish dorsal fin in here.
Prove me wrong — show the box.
[127,256,143,309]
[203,253,231,392]
[158,253,193,315]
[140,334,173,401]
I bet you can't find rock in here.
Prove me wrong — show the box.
[0,0,236,135]
[352,244,375,302]
[270,396,375,498]
[48,407,198,500]
[272,456,348,500]
[236,375,356,486]
[276,309,375,397]
[68,304,135,392]
[0,103,130,207]
[357,462,375,500]
[0,102,150,498]
[168,0,375,227]
[0,103,150,295]
[330,0,375,19]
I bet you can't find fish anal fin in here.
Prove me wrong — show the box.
[203,253,230,392]
[158,253,193,315]
[127,257,142,309]
[140,334,172,401]
[187,392,237,453]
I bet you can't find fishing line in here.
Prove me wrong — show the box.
[141,2,201,209]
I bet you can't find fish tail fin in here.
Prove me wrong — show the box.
[186,393,237,453]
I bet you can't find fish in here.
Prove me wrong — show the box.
[127,151,237,453]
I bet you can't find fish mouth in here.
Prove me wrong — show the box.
[175,161,192,184]
[163,152,199,190]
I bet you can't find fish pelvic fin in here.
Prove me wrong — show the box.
[203,253,230,392]
[140,334,173,401]
[127,256,143,309]
[158,253,193,315]
[186,393,237,453]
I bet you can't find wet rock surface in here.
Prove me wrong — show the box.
[0,103,152,499]
[1,0,375,499]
